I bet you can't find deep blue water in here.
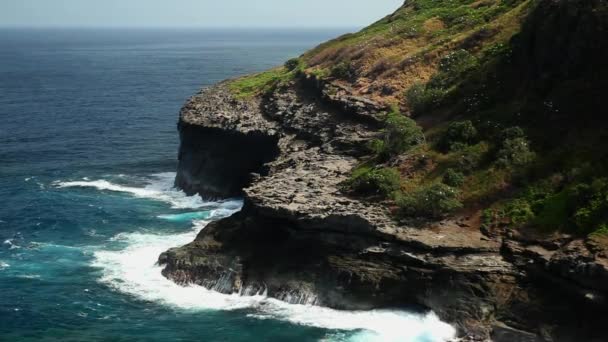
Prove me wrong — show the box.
[0,28,455,342]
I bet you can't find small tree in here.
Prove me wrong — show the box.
[285,58,302,71]
[496,141,535,168]
[440,120,478,152]
[373,108,425,159]
[495,126,535,168]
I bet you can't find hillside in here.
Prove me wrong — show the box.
[230,0,608,240]
[161,1,608,341]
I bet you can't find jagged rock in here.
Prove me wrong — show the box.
[160,79,517,338]
[161,1,608,339]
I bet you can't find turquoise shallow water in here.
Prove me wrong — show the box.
[0,28,455,341]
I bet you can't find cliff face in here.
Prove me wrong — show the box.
[161,79,516,337]
[161,78,607,340]
[160,0,608,340]
[174,87,280,198]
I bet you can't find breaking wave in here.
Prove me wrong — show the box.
[59,172,455,341]
[92,218,455,342]
[54,172,239,209]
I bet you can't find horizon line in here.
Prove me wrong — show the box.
[0,25,361,30]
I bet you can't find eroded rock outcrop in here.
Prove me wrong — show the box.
[175,86,280,198]
[160,77,608,340]
[160,0,608,339]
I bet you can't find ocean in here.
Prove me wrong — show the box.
[0,28,455,342]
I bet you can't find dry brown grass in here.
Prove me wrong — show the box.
[302,0,533,110]
[423,18,446,33]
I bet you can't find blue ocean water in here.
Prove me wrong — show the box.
[0,28,455,342]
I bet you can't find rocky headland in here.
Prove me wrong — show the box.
[159,0,608,340]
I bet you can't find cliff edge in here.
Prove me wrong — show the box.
[160,0,608,340]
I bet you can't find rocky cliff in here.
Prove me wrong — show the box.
[160,0,608,340]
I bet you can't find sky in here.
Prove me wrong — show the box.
[0,0,404,28]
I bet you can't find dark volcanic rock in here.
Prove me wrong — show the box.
[161,78,520,339]
[160,1,608,338]
[162,77,608,340]
[175,85,280,198]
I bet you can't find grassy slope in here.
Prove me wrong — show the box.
[227,0,608,237]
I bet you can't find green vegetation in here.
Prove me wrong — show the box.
[228,67,295,99]
[301,0,607,237]
[396,183,463,219]
[343,166,401,197]
[370,107,425,160]
[443,169,466,187]
[570,179,608,234]
[405,83,448,116]
[305,0,528,65]
[495,136,536,168]
[428,50,479,90]
[345,108,467,219]
[284,58,303,71]
[439,120,478,152]
[331,61,356,80]
[494,127,536,168]
[483,177,608,235]
[406,50,481,116]
[452,142,488,174]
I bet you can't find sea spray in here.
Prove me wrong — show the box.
[54,173,241,210]
[91,213,455,341]
[56,173,455,341]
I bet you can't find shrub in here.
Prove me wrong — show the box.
[331,61,356,80]
[494,177,608,235]
[455,142,488,173]
[500,126,525,141]
[494,126,535,168]
[439,120,478,151]
[344,167,401,197]
[284,58,302,71]
[570,178,608,234]
[443,169,466,187]
[406,83,448,115]
[428,50,479,89]
[496,137,536,168]
[504,199,535,225]
[397,183,463,218]
[374,108,425,159]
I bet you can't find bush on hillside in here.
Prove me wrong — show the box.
[443,168,466,187]
[429,50,479,88]
[569,179,608,234]
[343,167,401,197]
[397,183,463,218]
[331,61,356,80]
[439,120,478,151]
[285,58,303,71]
[371,108,425,159]
[405,83,448,115]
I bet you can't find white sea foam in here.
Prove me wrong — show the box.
[92,217,456,342]
[0,261,9,269]
[54,172,241,210]
[75,172,454,340]
[17,274,41,279]
[3,239,20,250]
